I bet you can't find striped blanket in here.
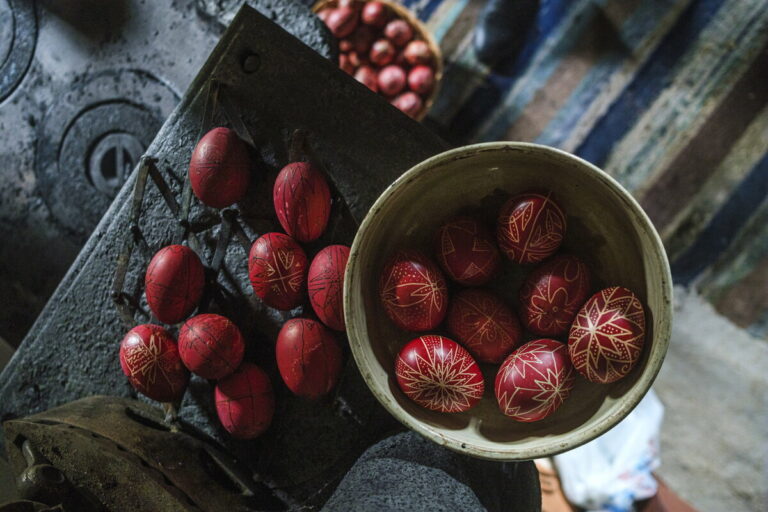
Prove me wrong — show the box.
[405,0,768,339]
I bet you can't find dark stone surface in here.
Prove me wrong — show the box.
[0,5,451,509]
[0,0,333,347]
[322,431,541,512]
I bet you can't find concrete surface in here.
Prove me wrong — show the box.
[654,286,768,512]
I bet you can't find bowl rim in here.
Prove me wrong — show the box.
[344,141,673,460]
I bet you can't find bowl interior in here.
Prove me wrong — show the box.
[345,143,672,460]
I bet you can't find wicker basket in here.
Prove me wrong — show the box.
[312,0,443,121]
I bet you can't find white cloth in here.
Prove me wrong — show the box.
[554,389,664,512]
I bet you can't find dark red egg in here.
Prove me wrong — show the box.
[354,65,378,92]
[395,335,484,413]
[391,92,422,118]
[518,254,591,337]
[568,286,646,384]
[276,318,343,399]
[189,127,250,209]
[119,324,189,403]
[326,7,358,39]
[178,314,245,380]
[215,363,274,439]
[379,250,449,331]
[145,245,205,324]
[496,191,567,264]
[447,289,522,364]
[384,19,413,46]
[273,161,332,243]
[404,40,432,66]
[407,65,435,95]
[378,65,406,97]
[308,245,350,331]
[434,216,501,286]
[339,53,354,74]
[370,39,395,67]
[495,338,575,422]
[361,1,388,27]
[248,233,308,311]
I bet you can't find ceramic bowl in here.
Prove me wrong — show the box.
[344,142,673,460]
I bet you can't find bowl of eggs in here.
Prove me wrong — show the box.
[344,142,673,460]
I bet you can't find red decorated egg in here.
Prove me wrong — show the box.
[447,289,522,363]
[496,191,566,264]
[395,335,484,413]
[276,318,343,399]
[145,245,205,324]
[384,19,413,47]
[273,162,332,243]
[248,233,308,311]
[379,250,448,331]
[407,65,435,95]
[215,363,274,439]
[308,245,350,331]
[326,7,358,39]
[189,127,250,209]
[519,254,591,337]
[404,40,432,66]
[494,338,575,422]
[434,217,501,286]
[391,92,423,118]
[361,1,388,27]
[568,287,646,384]
[378,65,406,97]
[178,314,245,379]
[119,324,189,402]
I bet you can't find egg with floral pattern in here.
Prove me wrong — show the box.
[379,250,448,331]
[494,338,575,422]
[395,335,484,413]
[519,254,591,337]
[446,288,522,363]
[568,287,646,384]
[434,217,501,286]
[496,191,566,264]
[248,233,308,311]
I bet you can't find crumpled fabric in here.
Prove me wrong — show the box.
[554,389,664,512]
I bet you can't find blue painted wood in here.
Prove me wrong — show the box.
[445,0,577,140]
[672,150,768,284]
[575,0,726,167]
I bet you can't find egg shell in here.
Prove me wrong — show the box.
[568,286,646,384]
[178,314,245,379]
[361,1,388,27]
[248,233,308,311]
[188,127,250,209]
[494,338,575,422]
[404,39,432,66]
[326,7,358,38]
[434,216,501,286]
[379,250,449,331]
[119,324,189,403]
[519,254,592,337]
[276,318,343,399]
[395,335,484,413]
[273,162,332,243]
[215,363,274,439]
[350,25,375,54]
[447,289,522,363]
[391,92,422,119]
[354,65,379,92]
[407,65,435,95]
[145,245,205,325]
[384,19,413,46]
[496,191,566,264]
[308,245,350,331]
[378,65,406,97]
[370,39,395,67]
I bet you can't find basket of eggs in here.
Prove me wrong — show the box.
[313,0,442,120]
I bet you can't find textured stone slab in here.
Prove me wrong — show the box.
[0,5,447,508]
